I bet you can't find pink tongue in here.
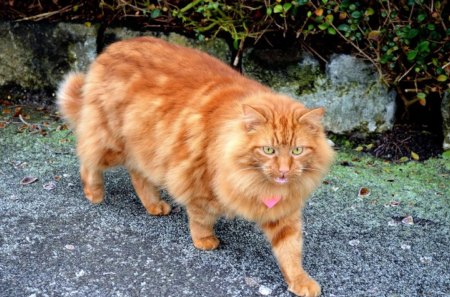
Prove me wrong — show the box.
[263,195,282,208]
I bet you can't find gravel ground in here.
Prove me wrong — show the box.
[0,112,449,297]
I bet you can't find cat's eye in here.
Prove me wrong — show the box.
[262,146,275,155]
[291,147,304,155]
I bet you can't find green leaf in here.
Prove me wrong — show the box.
[283,3,292,12]
[407,28,419,39]
[411,151,420,161]
[351,11,362,18]
[327,27,337,35]
[365,8,375,16]
[318,23,329,30]
[427,23,436,31]
[380,54,393,64]
[417,41,430,53]
[338,24,350,32]
[417,92,426,100]
[437,74,448,82]
[266,7,273,15]
[407,50,418,61]
[307,11,312,17]
[274,4,283,14]
[150,9,161,18]
[297,0,309,5]
[73,5,79,12]
[399,156,409,163]
[325,14,334,23]
[417,13,427,22]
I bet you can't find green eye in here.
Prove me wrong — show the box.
[262,146,275,155]
[292,147,304,155]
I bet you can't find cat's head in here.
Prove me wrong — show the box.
[233,95,334,188]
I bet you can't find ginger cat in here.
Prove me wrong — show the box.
[57,36,334,297]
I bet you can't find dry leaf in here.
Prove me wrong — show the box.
[43,181,57,191]
[411,151,420,161]
[20,176,38,185]
[402,215,414,225]
[315,8,324,16]
[358,187,370,197]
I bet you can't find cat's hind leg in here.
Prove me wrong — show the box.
[80,163,104,204]
[129,170,171,216]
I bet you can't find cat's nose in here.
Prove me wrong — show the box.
[279,169,289,177]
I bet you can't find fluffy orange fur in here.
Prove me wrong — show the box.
[57,36,334,297]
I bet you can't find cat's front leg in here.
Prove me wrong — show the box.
[185,200,220,250]
[260,215,321,297]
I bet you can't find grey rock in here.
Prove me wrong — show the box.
[243,50,396,134]
[442,90,450,150]
[0,22,96,91]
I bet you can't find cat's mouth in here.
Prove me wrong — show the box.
[274,177,289,185]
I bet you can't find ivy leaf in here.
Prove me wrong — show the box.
[417,13,427,22]
[407,49,418,61]
[150,9,161,19]
[325,14,334,23]
[365,8,375,16]
[318,23,329,30]
[315,8,324,16]
[351,11,362,18]
[437,74,448,82]
[274,4,283,14]
[283,3,292,12]
[417,41,430,53]
[407,28,419,39]
[328,27,337,35]
[368,30,381,40]
[338,24,350,32]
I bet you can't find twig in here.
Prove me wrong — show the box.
[16,5,75,21]
[300,41,327,64]
[18,114,32,126]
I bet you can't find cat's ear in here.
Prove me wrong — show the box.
[242,104,267,131]
[297,107,325,133]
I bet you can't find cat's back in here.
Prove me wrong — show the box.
[92,36,238,85]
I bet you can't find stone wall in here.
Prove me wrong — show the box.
[2,21,443,141]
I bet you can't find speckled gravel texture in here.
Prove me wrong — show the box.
[1,119,449,297]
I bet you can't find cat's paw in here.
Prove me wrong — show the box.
[83,185,104,204]
[288,276,321,297]
[146,201,172,216]
[193,236,220,250]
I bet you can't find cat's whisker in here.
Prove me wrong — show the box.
[301,167,326,173]
[235,166,260,174]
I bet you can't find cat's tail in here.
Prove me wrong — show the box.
[57,72,85,129]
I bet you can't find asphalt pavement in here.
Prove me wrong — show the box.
[0,109,449,297]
